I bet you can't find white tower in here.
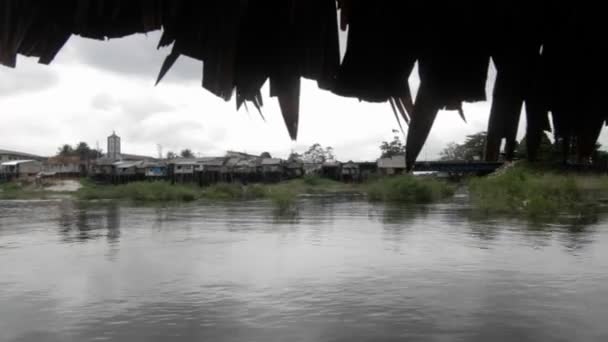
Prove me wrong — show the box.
[107,131,121,160]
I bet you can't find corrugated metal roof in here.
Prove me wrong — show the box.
[1,159,37,166]
[113,161,143,168]
[197,157,226,166]
[0,149,44,159]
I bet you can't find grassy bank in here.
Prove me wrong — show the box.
[75,176,355,204]
[11,175,456,206]
[0,182,55,199]
[77,181,201,202]
[365,175,455,203]
[469,164,608,217]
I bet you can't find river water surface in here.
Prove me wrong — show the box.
[1,197,608,341]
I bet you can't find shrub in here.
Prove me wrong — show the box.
[365,175,455,203]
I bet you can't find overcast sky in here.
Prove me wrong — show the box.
[1,31,604,160]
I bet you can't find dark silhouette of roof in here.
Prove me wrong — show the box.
[1,1,604,169]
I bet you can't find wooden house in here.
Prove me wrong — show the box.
[196,157,226,185]
[260,158,283,182]
[341,161,360,182]
[285,160,304,179]
[321,161,341,181]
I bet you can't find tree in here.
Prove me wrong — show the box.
[302,143,335,164]
[166,151,177,159]
[439,142,461,160]
[379,130,405,158]
[440,131,487,161]
[75,142,93,159]
[57,142,101,159]
[57,144,74,157]
[180,149,194,158]
[260,152,272,158]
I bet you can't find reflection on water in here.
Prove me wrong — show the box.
[1,198,608,342]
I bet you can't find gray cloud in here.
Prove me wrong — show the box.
[90,93,115,110]
[60,32,201,84]
[90,92,177,122]
[0,64,59,97]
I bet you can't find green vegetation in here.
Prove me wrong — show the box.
[469,163,608,217]
[12,166,608,220]
[365,175,455,203]
[77,181,200,202]
[74,176,356,205]
[0,182,57,199]
[0,182,25,199]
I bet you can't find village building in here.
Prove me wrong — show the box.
[43,156,87,178]
[0,149,45,163]
[0,160,43,180]
[341,161,360,182]
[321,160,341,181]
[260,158,283,182]
[285,160,304,179]
[140,161,167,179]
[92,132,157,181]
[169,159,197,183]
[377,156,407,175]
[113,160,142,178]
[357,162,378,181]
[196,157,226,185]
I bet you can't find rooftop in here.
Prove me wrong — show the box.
[0,149,44,159]
[1,159,38,166]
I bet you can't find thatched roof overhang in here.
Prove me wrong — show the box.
[1,1,606,169]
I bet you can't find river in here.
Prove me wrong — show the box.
[1,197,608,341]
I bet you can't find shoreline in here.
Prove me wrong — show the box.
[3,167,608,221]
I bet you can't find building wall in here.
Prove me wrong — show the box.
[44,163,80,174]
[174,165,194,174]
[18,161,42,175]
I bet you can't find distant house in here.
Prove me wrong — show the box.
[321,160,341,180]
[377,156,406,175]
[0,160,43,179]
[91,157,115,178]
[260,158,283,181]
[171,159,197,175]
[44,156,85,177]
[197,157,226,184]
[357,162,378,181]
[140,161,167,178]
[285,160,304,179]
[341,161,360,182]
[113,160,143,177]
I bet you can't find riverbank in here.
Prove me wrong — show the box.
[4,168,608,220]
[469,163,608,217]
[73,175,455,207]
[0,180,80,200]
